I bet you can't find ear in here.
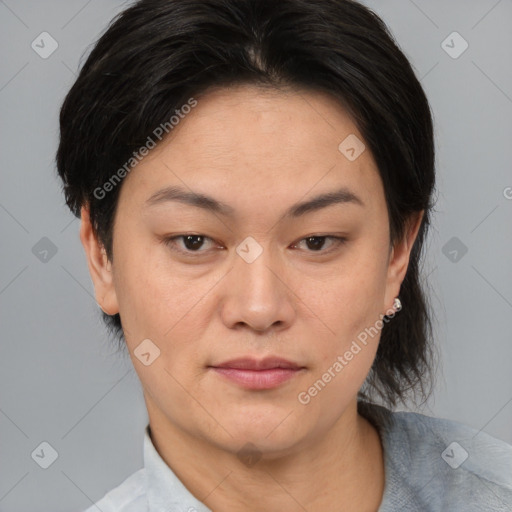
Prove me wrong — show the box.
[382,210,424,314]
[79,205,119,316]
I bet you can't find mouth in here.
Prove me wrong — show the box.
[208,357,306,390]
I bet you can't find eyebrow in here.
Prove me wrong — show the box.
[144,185,364,218]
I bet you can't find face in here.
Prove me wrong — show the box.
[81,84,421,458]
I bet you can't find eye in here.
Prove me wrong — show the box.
[161,234,347,257]
[292,235,347,254]
[162,234,218,255]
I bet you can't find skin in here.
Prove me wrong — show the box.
[80,84,423,512]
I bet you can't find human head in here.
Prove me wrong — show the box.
[56,0,436,424]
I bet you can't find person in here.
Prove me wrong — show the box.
[55,0,512,510]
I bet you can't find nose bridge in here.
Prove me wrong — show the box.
[219,237,295,331]
[237,246,279,298]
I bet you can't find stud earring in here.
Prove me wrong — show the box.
[393,297,402,312]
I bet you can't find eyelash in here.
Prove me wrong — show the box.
[161,234,347,257]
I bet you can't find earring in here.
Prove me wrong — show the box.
[393,297,402,312]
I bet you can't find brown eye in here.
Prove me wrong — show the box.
[305,236,327,251]
[163,234,216,255]
[293,236,347,254]
[180,235,206,251]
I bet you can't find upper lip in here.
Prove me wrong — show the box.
[211,357,303,370]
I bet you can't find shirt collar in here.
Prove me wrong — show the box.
[142,415,423,512]
[144,424,212,512]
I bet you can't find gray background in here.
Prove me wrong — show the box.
[0,0,511,510]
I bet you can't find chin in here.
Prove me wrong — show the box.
[218,409,308,452]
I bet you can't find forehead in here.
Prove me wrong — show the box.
[151,85,365,167]
[118,84,383,216]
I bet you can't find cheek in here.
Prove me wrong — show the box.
[299,271,384,416]
[111,243,170,339]
[112,245,220,351]
[316,256,387,330]
[300,249,388,373]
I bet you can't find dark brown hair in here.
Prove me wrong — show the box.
[56,0,438,414]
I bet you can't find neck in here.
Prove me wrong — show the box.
[147,399,385,512]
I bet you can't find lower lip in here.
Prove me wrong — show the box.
[211,367,303,389]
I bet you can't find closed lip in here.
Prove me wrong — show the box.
[210,357,304,371]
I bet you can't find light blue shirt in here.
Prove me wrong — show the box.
[84,404,512,511]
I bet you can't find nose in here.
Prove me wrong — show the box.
[218,244,296,334]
